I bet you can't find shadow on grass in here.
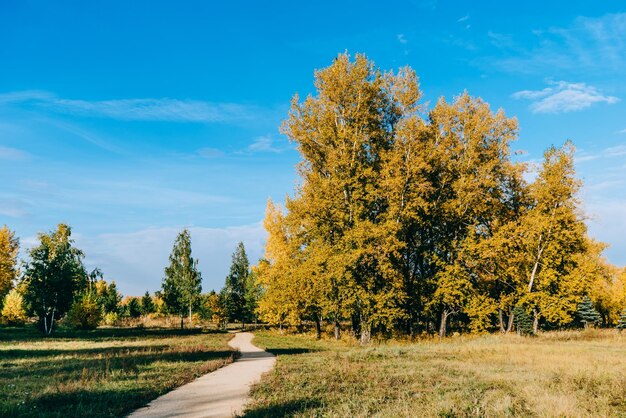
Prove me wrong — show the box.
[242,399,323,418]
[21,386,158,418]
[263,347,318,356]
[0,347,235,382]
[0,325,227,343]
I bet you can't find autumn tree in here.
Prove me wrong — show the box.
[1,288,27,324]
[22,224,87,334]
[0,226,19,309]
[257,53,612,340]
[162,229,202,328]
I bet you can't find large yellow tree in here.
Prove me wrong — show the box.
[0,225,19,309]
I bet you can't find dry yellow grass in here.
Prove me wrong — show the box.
[245,329,626,417]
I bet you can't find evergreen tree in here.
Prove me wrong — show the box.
[223,242,250,328]
[513,306,534,336]
[141,291,155,315]
[577,296,601,328]
[22,224,87,335]
[616,309,626,331]
[162,229,202,328]
[126,297,142,318]
[101,281,122,314]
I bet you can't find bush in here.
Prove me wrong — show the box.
[104,311,120,326]
[1,288,27,324]
[66,293,103,329]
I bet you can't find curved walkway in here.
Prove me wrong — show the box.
[129,332,275,418]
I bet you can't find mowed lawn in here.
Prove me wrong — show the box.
[245,330,626,417]
[0,327,235,418]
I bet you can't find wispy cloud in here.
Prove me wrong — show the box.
[197,147,225,159]
[512,81,619,113]
[0,199,27,218]
[0,146,29,160]
[575,144,626,164]
[487,13,626,75]
[457,15,469,23]
[247,136,286,153]
[0,90,261,123]
[397,34,408,44]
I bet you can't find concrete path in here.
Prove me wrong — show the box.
[129,332,275,418]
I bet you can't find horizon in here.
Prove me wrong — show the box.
[1,1,625,296]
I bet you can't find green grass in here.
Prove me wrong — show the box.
[0,326,235,417]
[245,329,626,417]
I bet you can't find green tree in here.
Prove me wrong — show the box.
[616,309,626,331]
[513,305,534,336]
[0,225,19,309]
[223,242,251,328]
[66,292,102,329]
[162,229,202,328]
[22,224,87,335]
[141,291,155,315]
[101,281,122,314]
[577,296,601,329]
[125,297,142,319]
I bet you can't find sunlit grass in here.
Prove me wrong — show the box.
[246,329,626,417]
[0,326,234,417]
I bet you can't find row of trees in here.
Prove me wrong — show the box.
[0,223,261,333]
[254,53,625,343]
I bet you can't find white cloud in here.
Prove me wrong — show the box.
[197,147,225,158]
[69,223,267,296]
[457,15,469,23]
[247,135,285,153]
[397,34,408,44]
[0,199,27,217]
[0,90,261,123]
[487,13,626,75]
[512,81,619,113]
[0,146,29,160]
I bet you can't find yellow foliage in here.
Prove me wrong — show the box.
[1,288,26,324]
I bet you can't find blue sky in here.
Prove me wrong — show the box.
[1,1,625,295]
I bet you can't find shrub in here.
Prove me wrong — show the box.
[66,292,103,329]
[1,288,27,324]
[104,311,120,326]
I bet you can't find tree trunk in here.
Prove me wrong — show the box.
[506,310,515,334]
[180,315,184,329]
[498,310,505,333]
[360,320,371,346]
[532,309,539,334]
[242,321,245,331]
[48,306,56,336]
[189,305,192,327]
[315,316,322,340]
[439,310,449,338]
[334,320,341,340]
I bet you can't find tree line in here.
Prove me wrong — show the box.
[254,53,626,343]
[0,224,260,334]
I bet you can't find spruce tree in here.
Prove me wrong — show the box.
[577,296,601,329]
[616,309,626,331]
[513,306,534,336]
[141,291,155,315]
[223,242,250,329]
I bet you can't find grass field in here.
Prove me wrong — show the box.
[245,330,626,417]
[0,326,235,417]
